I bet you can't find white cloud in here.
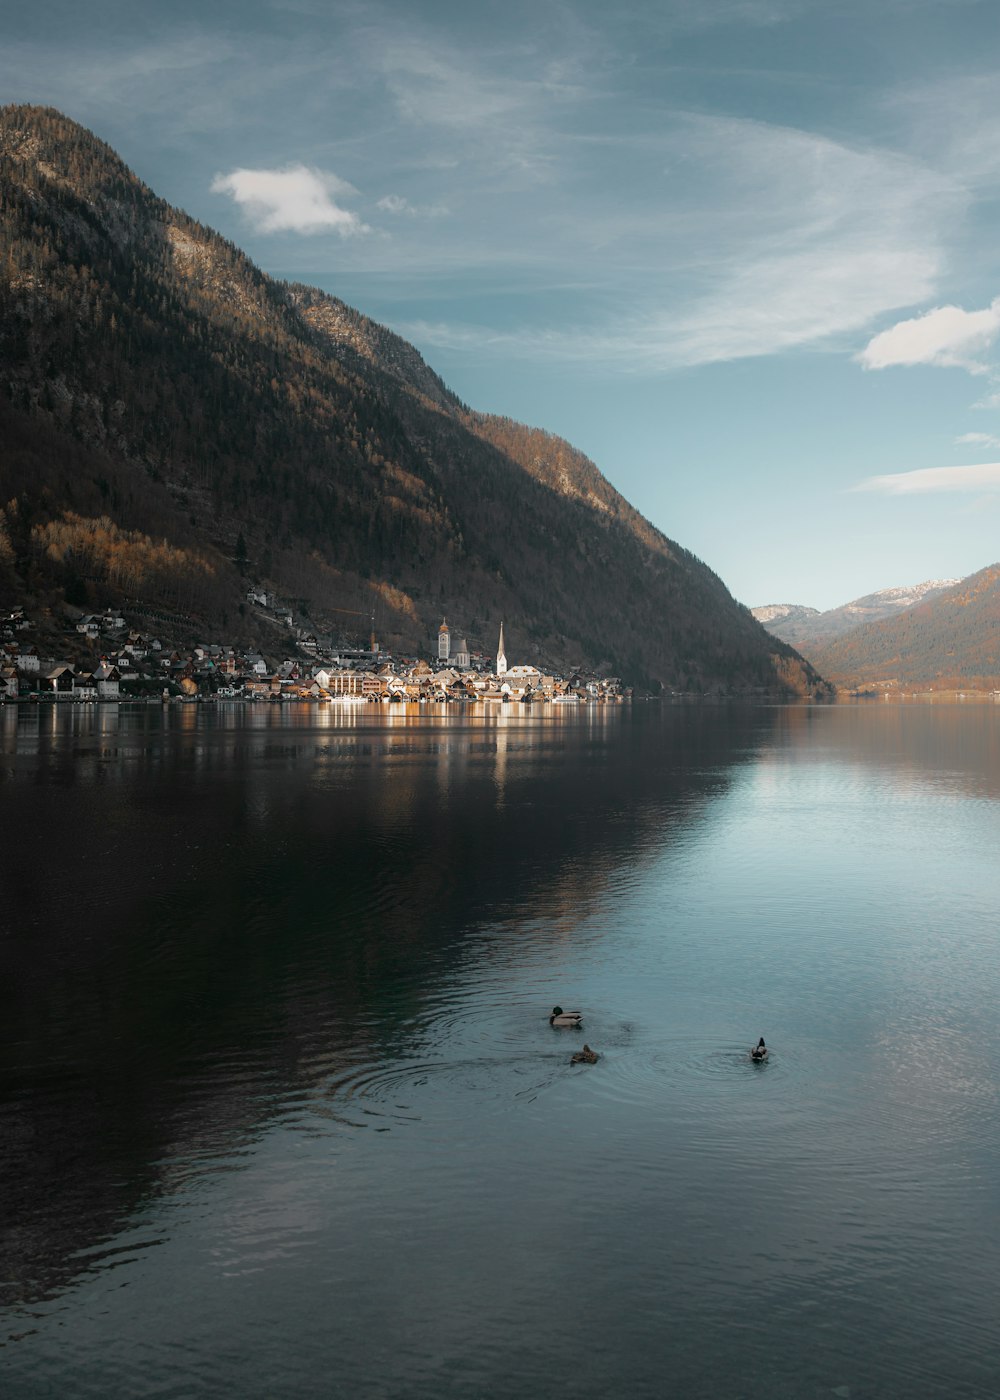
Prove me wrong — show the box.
[7,8,974,374]
[955,431,1000,449]
[858,299,1000,373]
[662,242,938,368]
[406,238,941,373]
[211,165,367,235]
[853,462,1000,494]
[401,115,960,370]
[376,193,449,218]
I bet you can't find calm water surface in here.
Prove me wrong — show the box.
[2,702,1000,1398]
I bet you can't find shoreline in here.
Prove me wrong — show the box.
[4,691,999,708]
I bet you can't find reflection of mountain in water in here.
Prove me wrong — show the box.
[766,702,1000,804]
[0,704,772,1314]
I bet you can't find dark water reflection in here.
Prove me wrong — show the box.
[2,703,1000,1398]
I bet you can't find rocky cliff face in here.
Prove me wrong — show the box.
[0,104,824,694]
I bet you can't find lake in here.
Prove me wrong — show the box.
[2,701,1000,1398]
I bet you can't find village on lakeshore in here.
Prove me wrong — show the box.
[0,593,628,706]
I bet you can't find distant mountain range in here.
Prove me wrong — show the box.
[754,573,1000,688]
[0,105,823,695]
[751,580,961,648]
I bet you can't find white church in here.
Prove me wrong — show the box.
[437,618,470,670]
[438,617,545,694]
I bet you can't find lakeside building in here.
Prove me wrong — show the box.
[1,605,627,705]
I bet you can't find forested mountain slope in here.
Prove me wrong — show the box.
[0,105,822,693]
[752,580,961,649]
[805,568,1000,688]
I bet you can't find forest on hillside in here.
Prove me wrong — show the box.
[806,568,1000,687]
[0,105,822,693]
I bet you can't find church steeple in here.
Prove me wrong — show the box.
[496,621,507,677]
[438,617,450,660]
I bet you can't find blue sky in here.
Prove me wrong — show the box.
[6,0,1000,607]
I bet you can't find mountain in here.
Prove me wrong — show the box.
[801,567,1000,689]
[0,105,823,695]
[750,603,821,636]
[752,580,961,649]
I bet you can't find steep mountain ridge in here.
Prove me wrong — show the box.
[0,104,822,693]
[288,284,455,411]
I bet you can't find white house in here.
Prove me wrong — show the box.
[93,664,121,699]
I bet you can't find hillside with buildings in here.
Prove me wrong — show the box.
[0,105,824,696]
[1,601,629,707]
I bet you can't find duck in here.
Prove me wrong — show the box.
[571,1044,599,1065]
[750,1037,768,1061]
[550,1005,583,1027]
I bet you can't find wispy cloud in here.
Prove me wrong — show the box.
[374,55,957,360]
[363,31,585,190]
[658,116,953,364]
[853,463,1000,494]
[1,3,980,375]
[376,193,449,217]
[888,71,1000,195]
[211,165,368,235]
[955,430,1000,449]
[405,115,955,371]
[858,299,1000,373]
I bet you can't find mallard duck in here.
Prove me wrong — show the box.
[570,1044,599,1065]
[750,1037,768,1061]
[550,1005,583,1027]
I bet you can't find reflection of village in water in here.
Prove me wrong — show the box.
[2,605,626,706]
[6,676,1000,1398]
[0,688,633,823]
[0,698,744,1326]
[0,686,624,772]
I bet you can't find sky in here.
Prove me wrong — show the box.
[5,0,1000,608]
